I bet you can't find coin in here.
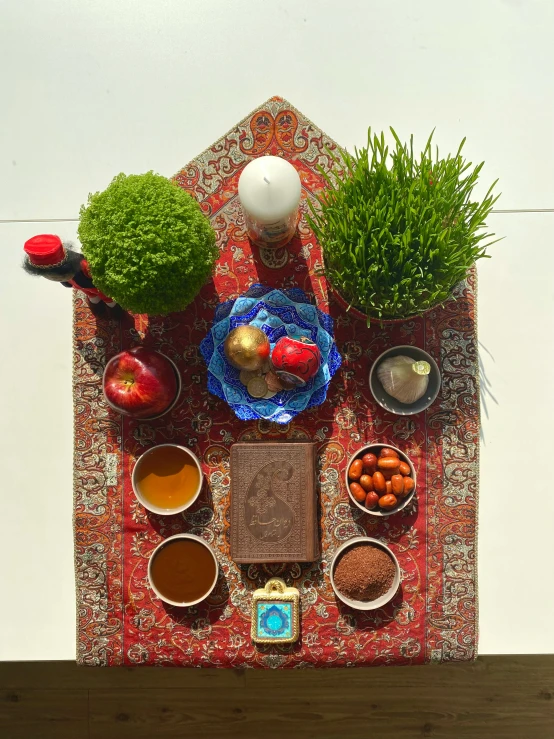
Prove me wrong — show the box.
[263,389,278,399]
[239,369,259,386]
[280,375,299,390]
[265,371,284,393]
[247,376,268,398]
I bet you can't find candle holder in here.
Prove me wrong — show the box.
[238,155,301,250]
[244,210,300,249]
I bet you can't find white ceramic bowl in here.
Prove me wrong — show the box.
[147,533,219,607]
[330,536,401,610]
[132,443,203,515]
[345,443,417,517]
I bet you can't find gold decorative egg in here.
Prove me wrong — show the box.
[224,325,271,371]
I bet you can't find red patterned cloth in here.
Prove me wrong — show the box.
[73,97,478,667]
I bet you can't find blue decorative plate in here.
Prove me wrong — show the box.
[200,284,342,424]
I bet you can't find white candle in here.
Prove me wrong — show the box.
[238,155,301,248]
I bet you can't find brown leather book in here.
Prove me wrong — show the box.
[230,441,319,563]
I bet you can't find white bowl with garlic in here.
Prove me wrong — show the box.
[369,345,441,416]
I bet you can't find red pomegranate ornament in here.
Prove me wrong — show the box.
[271,336,321,387]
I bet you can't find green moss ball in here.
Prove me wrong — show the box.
[78,172,218,315]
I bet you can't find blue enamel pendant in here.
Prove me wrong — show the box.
[251,578,300,644]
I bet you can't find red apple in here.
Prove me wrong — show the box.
[103,347,179,419]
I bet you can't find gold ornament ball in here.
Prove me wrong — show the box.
[224,325,271,371]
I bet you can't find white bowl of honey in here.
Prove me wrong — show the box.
[132,443,203,515]
[148,533,219,607]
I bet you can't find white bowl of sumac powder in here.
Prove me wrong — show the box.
[330,536,400,610]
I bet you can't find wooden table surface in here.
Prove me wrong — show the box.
[2,657,554,738]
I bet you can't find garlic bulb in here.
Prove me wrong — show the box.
[376,355,431,404]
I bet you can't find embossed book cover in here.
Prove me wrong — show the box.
[230,442,319,563]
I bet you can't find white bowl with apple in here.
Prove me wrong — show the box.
[103,347,181,420]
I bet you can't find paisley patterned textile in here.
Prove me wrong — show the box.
[73,97,478,667]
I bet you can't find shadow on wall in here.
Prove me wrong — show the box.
[479,340,498,444]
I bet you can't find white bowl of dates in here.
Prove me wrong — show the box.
[330,536,401,610]
[345,443,416,517]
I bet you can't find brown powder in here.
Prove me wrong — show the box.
[333,544,396,602]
